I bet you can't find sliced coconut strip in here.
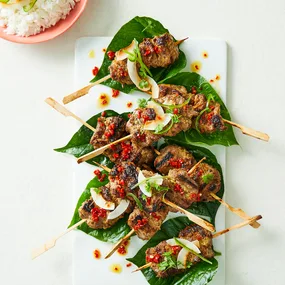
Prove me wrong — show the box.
[107,200,130,220]
[127,59,151,92]
[90,188,115,210]
[146,76,159,99]
[177,248,190,269]
[138,171,152,197]
[144,113,172,131]
[115,40,136,61]
[166,238,201,254]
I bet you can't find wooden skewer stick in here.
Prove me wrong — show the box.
[105,229,135,259]
[63,74,112,105]
[77,134,133,164]
[175,37,189,46]
[163,198,215,233]
[187,157,206,175]
[223,119,269,142]
[210,193,260,229]
[133,214,262,272]
[212,215,262,238]
[31,219,86,260]
[93,161,111,172]
[45,98,96,132]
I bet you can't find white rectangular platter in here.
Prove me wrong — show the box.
[69,37,227,285]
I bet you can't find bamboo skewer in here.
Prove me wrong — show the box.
[77,134,133,164]
[210,193,260,228]
[63,75,112,105]
[223,119,269,142]
[62,39,188,105]
[45,98,96,132]
[162,198,215,232]
[105,229,135,259]
[187,157,206,175]
[133,214,262,272]
[31,219,86,260]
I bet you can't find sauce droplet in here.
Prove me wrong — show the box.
[202,51,208,58]
[110,264,122,274]
[127,102,133,108]
[98,93,110,108]
[209,79,214,83]
[88,50,95,58]
[93,249,101,259]
[215,74,221,80]
[191,61,202,73]
[102,48,106,52]
[126,263,132,267]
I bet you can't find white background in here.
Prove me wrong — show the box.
[0,1,284,284]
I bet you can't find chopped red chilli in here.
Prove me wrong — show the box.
[171,245,182,255]
[150,212,160,221]
[174,183,184,194]
[169,158,184,168]
[134,218,148,230]
[112,89,120,98]
[91,208,107,221]
[146,253,161,263]
[107,50,115,60]
[92,66,99,76]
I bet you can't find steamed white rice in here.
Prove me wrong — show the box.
[0,0,80,37]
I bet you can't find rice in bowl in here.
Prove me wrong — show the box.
[0,0,80,37]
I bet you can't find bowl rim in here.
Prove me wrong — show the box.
[0,0,88,44]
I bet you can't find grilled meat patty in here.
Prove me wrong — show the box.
[198,102,227,134]
[109,162,139,199]
[154,145,197,175]
[138,170,168,213]
[190,93,207,112]
[146,241,184,278]
[188,162,221,201]
[109,59,133,85]
[139,33,180,68]
[145,224,214,278]
[179,224,215,262]
[166,168,199,209]
[128,206,169,240]
[90,116,127,148]
[78,198,123,229]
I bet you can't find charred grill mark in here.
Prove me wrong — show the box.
[212,115,223,129]
[178,174,199,189]
[209,184,217,192]
[83,199,94,213]
[101,186,113,202]
[145,108,157,121]
[154,152,174,169]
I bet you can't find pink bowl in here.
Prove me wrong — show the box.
[0,0,88,44]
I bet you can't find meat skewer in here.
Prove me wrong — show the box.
[154,145,261,228]
[133,215,262,275]
[63,34,186,105]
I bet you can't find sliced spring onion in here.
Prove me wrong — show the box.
[153,97,191,109]
[174,238,212,264]
[23,0,37,12]
[0,0,10,3]
[115,40,136,61]
[107,199,130,220]
[127,193,143,210]
[90,188,115,210]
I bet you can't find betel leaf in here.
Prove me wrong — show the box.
[54,110,129,167]
[161,140,224,224]
[163,72,238,147]
[91,16,187,93]
[127,217,218,285]
[68,170,131,243]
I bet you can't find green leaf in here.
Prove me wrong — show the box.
[54,110,128,167]
[91,16,187,93]
[68,171,131,243]
[163,72,238,146]
[127,217,218,285]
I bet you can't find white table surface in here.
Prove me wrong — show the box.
[0,1,284,284]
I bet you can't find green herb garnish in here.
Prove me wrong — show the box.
[91,187,101,194]
[202,173,214,184]
[174,238,212,264]
[139,79,149,89]
[137,98,148,108]
[127,193,143,210]
[154,114,181,135]
[158,251,182,271]
[23,0,37,12]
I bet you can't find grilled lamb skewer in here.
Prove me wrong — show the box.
[134,215,262,276]
[63,33,185,104]
[154,145,261,228]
